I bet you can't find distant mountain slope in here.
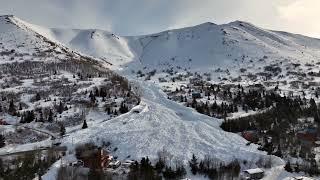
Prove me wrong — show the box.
[0,15,102,65]
[26,19,320,75]
[0,15,139,148]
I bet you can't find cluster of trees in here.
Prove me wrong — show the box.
[221,96,319,134]
[0,150,59,180]
[221,95,320,175]
[128,156,186,180]
[173,83,289,118]
[4,99,67,124]
[189,99,238,118]
[0,57,139,120]
[285,160,320,177]
[0,134,5,148]
[127,153,242,180]
[20,111,36,123]
[189,154,241,180]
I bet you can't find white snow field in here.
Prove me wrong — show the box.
[29,19,320,74]
[62,80,283,165]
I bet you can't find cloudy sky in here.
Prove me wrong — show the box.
[1,0,319,37]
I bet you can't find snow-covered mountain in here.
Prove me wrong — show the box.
[30,19,320,74]
[2,15,320,179]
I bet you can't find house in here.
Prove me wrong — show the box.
[241,168,264,179]
[297,128,319,146]
[242,130,258,143]
[78,147,112,170]
[0,119,9,125]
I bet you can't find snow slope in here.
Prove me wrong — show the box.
[28,20,320,74]
[49,28,135,66]
[5,15,320,179]
[62,80,283,165]
[0,14,314,163]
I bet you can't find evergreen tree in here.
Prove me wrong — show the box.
[25,111,35,123]
[119,102,129,114]
[88,169,103,180]
[284,161,292,173]
[0,158,4,178]
[48,109,53,122]
[35,93,41,101]
[20,114,25,123]
[39,111,44,122]
[139,157,155,179]
[82,119,88,129]
[189,154,198,175]
[8,99,16,115]
[57,102,64,114]
[59,124,66,137]
[105,107,111,114]
[89,91,96,103]
[0,134,5,148]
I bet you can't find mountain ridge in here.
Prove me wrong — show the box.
[5,15,320,73]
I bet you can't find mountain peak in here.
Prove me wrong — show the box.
[227,20,256,27]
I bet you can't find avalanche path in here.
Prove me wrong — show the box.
[62,80,284,165]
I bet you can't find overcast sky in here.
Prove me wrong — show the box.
[1,0,319,37]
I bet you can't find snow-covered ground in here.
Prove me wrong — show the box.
[61,80,283,165]
[1,15,320,179]
[29,18,320,75]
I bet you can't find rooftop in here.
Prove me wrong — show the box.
[244,168,264,174]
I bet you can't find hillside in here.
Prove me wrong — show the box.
[1,15,320,179]
[0,15,139,153]
[34,20,320,74]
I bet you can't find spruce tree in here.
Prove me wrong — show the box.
[8,99,16,115]
[39,111,44,122]
[284,161,292,173]
[48,109,53,122]
[82,119,88,129]
[35,93,41,101]
[0,134,5,148]
[57,102,64,114]
[189,154,198,175]
[59,124,66,137]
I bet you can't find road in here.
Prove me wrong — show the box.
[0,145,67,158]
[20,124,58,139]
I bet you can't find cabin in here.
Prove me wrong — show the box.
[297,128,319,146]
[78,147,112,170]
[242,130,259,143]
[241,168,264,179]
